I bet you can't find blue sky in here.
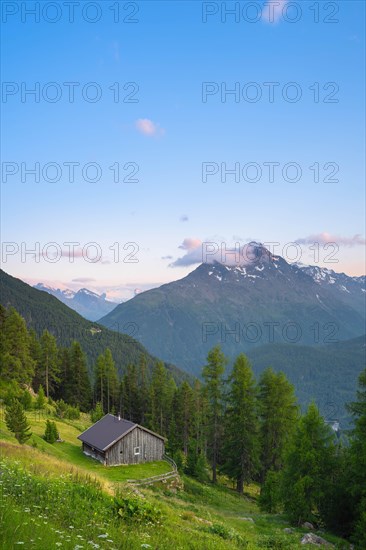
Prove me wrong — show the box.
[1,0,365,301]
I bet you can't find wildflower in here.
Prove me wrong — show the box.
[56,544,63,547]
[15,543,25,546]
[141,545,152,549]
[97,534,108,538]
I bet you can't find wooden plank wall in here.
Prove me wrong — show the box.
[82,442,106,464]
[105,427,165,465]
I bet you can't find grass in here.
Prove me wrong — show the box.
[0,408,171,484]
[0,408,353,549]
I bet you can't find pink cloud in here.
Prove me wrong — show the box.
[135,118,165,137]
[178,238,202,251]
[296,233,366,247]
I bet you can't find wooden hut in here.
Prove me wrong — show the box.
[77,414,165,466]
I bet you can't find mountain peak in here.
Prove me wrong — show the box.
[32,283,117,321]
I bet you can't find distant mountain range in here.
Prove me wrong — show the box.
[0,270,189,384]
[34,283,118,321]
[98,244,365,374]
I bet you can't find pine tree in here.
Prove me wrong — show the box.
[150,361,173,435]
[91,402,104,423]
[202,345,227,484]
[94,350,119,413]
[122,363,139,421]
[281,402,336,526]
[221,354,259,494]
[44,419,55,443]
[346,369,366,545]
[191,380,209,458]
[138,354,149,424]
[104,348,119,413]
[0,307,35,384]
[21,389,33,410]
[94,353,106,411]
[44,420,59,443]
[0,304,6,355]
[5,399,32,444]
[172,381,194,456]
[29,329,42,387]
[258,368,298,481]
[68,342,91,411]
[38,330,60,398]
[35,385,46,409]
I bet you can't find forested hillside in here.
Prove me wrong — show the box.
[0,269,188,383]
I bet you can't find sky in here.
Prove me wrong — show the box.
[1,0,365,302]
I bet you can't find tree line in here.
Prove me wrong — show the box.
[0,305,365,545]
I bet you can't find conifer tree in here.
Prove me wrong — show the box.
[94,353,106,411]
[21,389,33,410]
[39,330,59,398]
[91,402,104,423]
[44,419,58,443]
[121,363,139,421]
[202,345,227,484]
[346,369,366,545]
[68,342,91,411]
[150,361,173,435]
[281,402,336,525]
[0,307,35,384]
[138,354,150,424]
[104,348,119,413]
[221,354,259,493]
[172,381,194,456]
[35,385,46,409]
[5,399,32,444]
[258,368,298,481]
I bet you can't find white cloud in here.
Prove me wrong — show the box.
[262,0,288,23]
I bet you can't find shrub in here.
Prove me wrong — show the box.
[185,447,209,482]
[55,399,68,418]
[256,535,294,549]
[207,523,246,545]
[114,495,163,525]
[65,405,80,420]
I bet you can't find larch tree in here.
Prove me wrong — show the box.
[39,330,59,398]
[281,402,336,526]
[258,368,298,481]
[202,345,226,484]
[221,354,259,494]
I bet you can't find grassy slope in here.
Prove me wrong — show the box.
[0,410,351,549]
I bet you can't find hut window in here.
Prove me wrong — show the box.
[134,446,140,455]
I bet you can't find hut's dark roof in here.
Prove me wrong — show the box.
[77,414,137,452]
